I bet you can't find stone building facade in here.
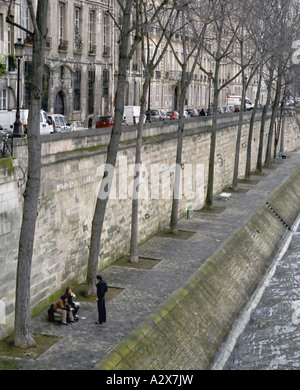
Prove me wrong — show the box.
[1,0,115,128]
[0,0,259,127]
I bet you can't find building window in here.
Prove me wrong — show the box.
[23,1,30,34]
[164,84,168,107]
[59,3,65,41]
[73,69,81,111]
[0,89,7,109]
[102,69,109,98]
[103,14,107,51]
[155,84,160,107]
[75,7,80,33]
[88,69,95,114]
[88,10,95,53]
[7,16,14,54]
[0,14,4,42]
[74,7,82,53]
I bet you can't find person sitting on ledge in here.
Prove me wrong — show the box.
[53,294,74,325]
[66,287,80,321]
[279,151,286,160]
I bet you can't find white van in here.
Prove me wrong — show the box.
[226,95,255,110]
[0,109,53,135]
[123,106,145,125]
[47,114,72,133]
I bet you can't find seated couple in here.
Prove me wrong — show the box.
[53,287,80,326]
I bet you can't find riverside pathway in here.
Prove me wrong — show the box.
[1,149,300,370]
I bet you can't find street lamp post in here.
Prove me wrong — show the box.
[207,70,213,116]
[13,38,25,137]
[146,79,151,122]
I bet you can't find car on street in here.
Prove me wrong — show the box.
[183,110,190,118]
[167,111,179,120]
[286,100,295,106]
[96,115,114,128]
[69,121,88,131]
[149,109,169,122]
[217,107,226,114]
[186,109,199,117]
[47,114,72,132]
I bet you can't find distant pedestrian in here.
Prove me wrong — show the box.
[199,108,206,116]
[95,275,108,324]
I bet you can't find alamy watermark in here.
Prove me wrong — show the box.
[96,156,204,208]
[292,40,300,65]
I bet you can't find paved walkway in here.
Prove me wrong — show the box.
[1,150,300,370]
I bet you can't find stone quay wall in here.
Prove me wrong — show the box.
[93,164,300,370]
[0,110,299,338]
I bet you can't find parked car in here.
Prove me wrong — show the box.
[95,116,127,128]
[47,114,72,132]
[183,110,190,118]
[167,111,179,120]
[69,121,88,131]
[150,109,169,122]
[186,109,199,117]
[96,115,114,128]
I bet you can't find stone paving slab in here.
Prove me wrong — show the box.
[1,149,300,370]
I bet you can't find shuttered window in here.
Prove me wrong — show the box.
[73,69,81,111]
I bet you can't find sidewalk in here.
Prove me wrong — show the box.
[1,150,300,370]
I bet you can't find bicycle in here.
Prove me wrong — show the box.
[0,130,13,158]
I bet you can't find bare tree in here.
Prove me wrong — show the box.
[265,0,300,165]
[231,0,259,190]
[6,0,48,348]
[130,2,178,263]
[85,0,169,292]
[85,0,141,294]
[169,0,213,233]
[203,0,240,208]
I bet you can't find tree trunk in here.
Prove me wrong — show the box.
[170,89,186,234]
[256,66,273,173]
[130,77,149,263]
[265,59,282,167]
[245,62,263,180]
[85,0,134,295]
[205,75,219,208]
[14,0,48,348]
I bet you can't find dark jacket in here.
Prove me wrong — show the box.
[96,279,108,300]
[65,290,75,307]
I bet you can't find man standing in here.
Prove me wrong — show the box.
[95,275,108,324]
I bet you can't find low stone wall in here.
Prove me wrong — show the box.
[93,165,300,370]
[0,110,299,338]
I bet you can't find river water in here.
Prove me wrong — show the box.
[220,218,300,370]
